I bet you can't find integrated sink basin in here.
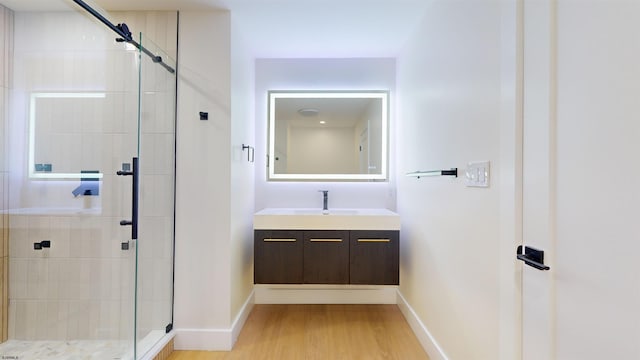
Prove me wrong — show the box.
[253,208,401,230]
[295,209,358,215]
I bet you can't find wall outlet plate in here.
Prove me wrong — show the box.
[465,161,490,187]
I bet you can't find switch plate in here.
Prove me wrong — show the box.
[465,161,490,187]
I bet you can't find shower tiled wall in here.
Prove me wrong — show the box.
[0,3,12,343]
[6,9,176,341]
[8,213,135,340]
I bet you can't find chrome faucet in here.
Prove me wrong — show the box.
[319,190,329,214]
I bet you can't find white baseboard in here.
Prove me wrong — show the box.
[174,290,255,351]
[173,327,232,351]
[396,291,448,360]
[231,290,255,347]
[254,284,398,304]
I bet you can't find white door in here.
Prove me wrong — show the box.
[520,1,640,359]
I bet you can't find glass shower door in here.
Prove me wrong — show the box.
[4,4,141,358]
[1,3,176,359]
[133,32,176,358]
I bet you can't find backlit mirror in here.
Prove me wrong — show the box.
[268,91,389,181]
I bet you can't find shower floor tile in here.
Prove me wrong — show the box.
[0,339,131,360]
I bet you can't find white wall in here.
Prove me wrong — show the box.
[229,10,255,332]
[254,58,396,210]
[174,10,257,350]
[396,1,503,359]
[174,9,231,344]
[287,126,357,174]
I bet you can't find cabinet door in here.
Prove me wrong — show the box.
[254,230,303,284]
[350,230,399,285]
[303,230,349,284]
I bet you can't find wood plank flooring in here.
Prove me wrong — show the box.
[167,304,429,360]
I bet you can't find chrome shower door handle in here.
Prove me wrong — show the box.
[116,157,138,240]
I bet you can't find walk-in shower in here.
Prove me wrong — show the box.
[0,0,177,358]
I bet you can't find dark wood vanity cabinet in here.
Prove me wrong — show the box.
[350,230,399,285]
[254,229,399,285]
[254,230,303,284]
[303,230,350,284]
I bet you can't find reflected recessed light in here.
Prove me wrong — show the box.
[298,108,319,117]
[319,120,326,124]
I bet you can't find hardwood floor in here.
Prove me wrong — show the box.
[167,304,429,360]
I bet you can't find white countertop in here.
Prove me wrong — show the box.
[253,208,401,230]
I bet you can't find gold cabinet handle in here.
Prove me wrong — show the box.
[357,239,391,243]
[263,238,297,242]
[309,238,343,242]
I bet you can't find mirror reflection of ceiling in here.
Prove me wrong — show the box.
[276,98,374,129]
[7,0,428,58]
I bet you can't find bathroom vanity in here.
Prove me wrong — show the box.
[253,208,400,285]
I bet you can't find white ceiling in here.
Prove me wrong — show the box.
[2,0,429,57]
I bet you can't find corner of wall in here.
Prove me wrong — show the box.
[395,1,503,359]
[230,14,256,323]
[174,9,233,338]
[173,290,254,351]
[396,291,448,360]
